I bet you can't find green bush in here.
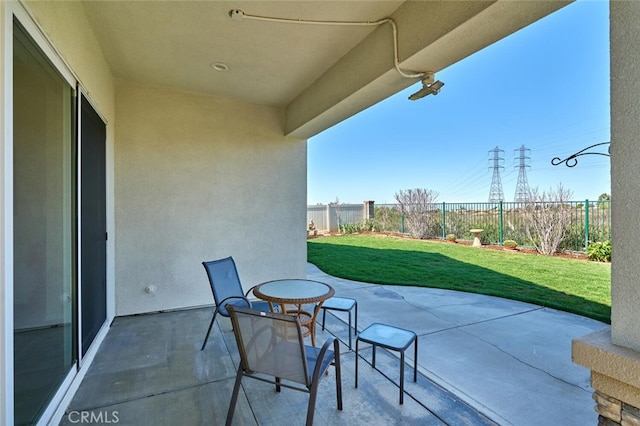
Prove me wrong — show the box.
[373,206,403,232]
[560,223,586,251]
[587,240,611,262]
[469,223,499,244]
[339,222,363,234]
[503,239,518,248]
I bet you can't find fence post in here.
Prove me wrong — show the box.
[499,201,504,245]
[442,202,446,239]
[364,200,375,220]
[585,199,590,250]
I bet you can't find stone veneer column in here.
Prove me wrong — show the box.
[572,2,640,425]
[573,330,640,426]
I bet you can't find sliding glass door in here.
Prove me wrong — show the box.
[13,19,77,425]
[80,94,107,358]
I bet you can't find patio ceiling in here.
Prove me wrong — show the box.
[81,0,571,138]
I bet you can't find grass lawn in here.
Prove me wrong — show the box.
[307,234,611,323]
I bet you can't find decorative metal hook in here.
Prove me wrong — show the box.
[551,142,610,167]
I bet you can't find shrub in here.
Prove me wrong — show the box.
[474,223,499,244]
[394,188,439,239]
[339,222,363,234]
[362,219,376,232]
[446,234,456,242]
[503,239,518,248]
[523,184,574,255]
[374,205,403,232]
[587,240,611,262]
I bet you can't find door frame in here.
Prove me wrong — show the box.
[2,3,112,424]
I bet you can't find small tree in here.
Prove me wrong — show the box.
[523,184,574,255]
[597,193,611,209]
[394,188,439,239]
[330,197,341,232]
[374,205,403,232]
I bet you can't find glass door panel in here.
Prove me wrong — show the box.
[13,19,76,425]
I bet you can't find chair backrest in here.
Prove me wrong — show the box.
[227,305,310,387]
[202,257,244,306]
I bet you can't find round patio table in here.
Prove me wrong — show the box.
[253,279,335,346]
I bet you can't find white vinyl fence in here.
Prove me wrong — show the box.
[307,201,374,232]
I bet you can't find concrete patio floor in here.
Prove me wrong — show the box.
[59,263,607,425]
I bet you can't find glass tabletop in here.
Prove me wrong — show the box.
[253,279,334,303]
[358,323,416,350]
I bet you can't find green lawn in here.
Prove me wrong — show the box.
[307,234,611,323]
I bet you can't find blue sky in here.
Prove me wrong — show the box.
[307,0,610,205]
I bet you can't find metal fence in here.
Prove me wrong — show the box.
[374,200,611,252]
[309,200,611,252]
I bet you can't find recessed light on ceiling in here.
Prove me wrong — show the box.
[210,62,229,71]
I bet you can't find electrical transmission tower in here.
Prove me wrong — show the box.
[513,145,532,202]
[488,146,505,202]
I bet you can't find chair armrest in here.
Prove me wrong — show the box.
[245,285,259,298]
[245,285,279,312]
[311,337,337,382]
[219,295,251,308]
[244,285,266,304]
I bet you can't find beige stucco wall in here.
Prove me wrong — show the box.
[114,81,307,315]
[24,0,115,118]
[609,0,640,352]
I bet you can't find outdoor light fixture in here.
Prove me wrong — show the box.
[408,73,444,100]
[228,8,444,100]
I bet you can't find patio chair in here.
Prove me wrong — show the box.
[226,305,342,426]
[200,256,271,351]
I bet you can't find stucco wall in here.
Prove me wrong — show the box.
[610,0,640,352]
[24,0,115,118]
[114,81,307,315]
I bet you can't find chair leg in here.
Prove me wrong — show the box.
[306,340,343,426]
[347,309,352,351]
[322,308,327,331]
[306,385,318,426]
[334,339,343,410]
[372,344,376,368]
[355,338,359,389]
[225,367,244,426]
[414,336,418,382]
[400,350,405,405]
[354,302,358,341]
[201,308,220,351]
